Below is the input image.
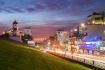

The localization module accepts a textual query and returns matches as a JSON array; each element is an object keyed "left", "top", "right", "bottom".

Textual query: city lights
[
  {"left": 80, "top": 23, "right": 85, "bottom": 27},
  {"left": 74, "top": 28, "right": 77, "bottom": 32},
  {"left": 0, "top": 0, "right": 105, "bottom": 70}
]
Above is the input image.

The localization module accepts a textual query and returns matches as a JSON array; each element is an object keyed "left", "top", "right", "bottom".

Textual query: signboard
[{"left": 81, "top": 41, "right": 102, "bottom": 50}]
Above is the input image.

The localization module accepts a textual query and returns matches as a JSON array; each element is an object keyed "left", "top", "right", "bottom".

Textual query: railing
[
  {"left": 66, "top": 54, "right": 105, "bottom": 69},
  {"left": 48, "top": 50, "right": 105, "bottom": 70}
]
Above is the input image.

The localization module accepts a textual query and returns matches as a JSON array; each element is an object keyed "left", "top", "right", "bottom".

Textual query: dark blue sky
[{"left": 0, "top": 0, "right": 105, "bottom": 26}]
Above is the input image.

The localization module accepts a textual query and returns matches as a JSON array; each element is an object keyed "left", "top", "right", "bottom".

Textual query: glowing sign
[
  {"left": 85, "top": 42, "right": 100, "bottom": 45},
  {"left": 81, "top": 41, "right": 102, "bottom": 49}
]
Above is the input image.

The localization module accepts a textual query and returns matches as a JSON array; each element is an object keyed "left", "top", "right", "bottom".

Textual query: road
[{"left": 45, "top": 49, "right": 105, "bottom": 69}]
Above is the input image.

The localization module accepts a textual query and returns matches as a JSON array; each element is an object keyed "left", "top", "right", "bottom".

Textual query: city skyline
[
  {"left": 0, "top": 1, "right": 105, "bottom": 70},
  {"left": 0, "top": 0, "right": 105, "bottom": 39}
]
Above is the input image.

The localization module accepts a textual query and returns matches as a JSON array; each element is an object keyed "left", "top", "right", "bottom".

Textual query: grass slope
[{"left": 0, "top": 39, "right": 91, "bottom": 70}]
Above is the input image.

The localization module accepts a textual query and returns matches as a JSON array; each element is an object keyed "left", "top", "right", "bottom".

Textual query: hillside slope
[{"left": 0, "top": 39, "right": 91, "bottom": 70}]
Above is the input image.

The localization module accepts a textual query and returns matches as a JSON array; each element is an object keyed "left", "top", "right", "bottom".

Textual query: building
[
  {"left": 85, "top": 9, "right": 105, "bottom": 42},
  {"left": 79, "top": 9, "right": 105, "bottom": 55},
  {"left": 55, "top": 29, "right": 69, "bottom": 52},
  {"left": 24, "top": 27, "right": 32, "bottom": 35},
  {"left": 87, "top": 9, "right": 105, "bottom": 25},
  {"left": 56, "top": 29, "right": 69, "bottom": 44},
  {"left": 1, "top": 20, "right": 35, "bottom": 44},
  {"left": 83, "top": 25, "right": 105, "bottom": 41},
  {"left": 79, "top": 24, "right": 105, "bottom": 55},
  {"left": 12, "top": 20, "right": 19, "bottom": 36}
]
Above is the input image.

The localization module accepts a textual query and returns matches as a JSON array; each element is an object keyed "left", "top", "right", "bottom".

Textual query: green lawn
[{"left": 0, "top": 39, "right": 91, "bottom": 70}]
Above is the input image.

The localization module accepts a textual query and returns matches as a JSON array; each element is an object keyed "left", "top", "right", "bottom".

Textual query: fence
[
  {"left": 49, "top": 50, "right": 105, "bottom": 70},
  {"left": 66, "top": 54, "right": 105, "bottom": 69}
]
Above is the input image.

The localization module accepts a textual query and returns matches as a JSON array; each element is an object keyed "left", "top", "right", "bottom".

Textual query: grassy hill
[{"left": 0, "top": 39, "right": 91, "bottom": 70}]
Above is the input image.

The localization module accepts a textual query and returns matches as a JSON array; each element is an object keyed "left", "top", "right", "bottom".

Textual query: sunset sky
[
  {"left": 0, "top": 0, "right": 105, "bottom": 37},
  {"left": 0, "top": 0, "right": 105, "bottom": 26}
]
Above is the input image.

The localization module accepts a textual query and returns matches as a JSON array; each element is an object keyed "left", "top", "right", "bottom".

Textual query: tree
[
  {"left": 1, "top": 32, "right": 9, "bottom": 38},
  {"left": 21, "top": 35, "right": 33, "bottom": 43}
]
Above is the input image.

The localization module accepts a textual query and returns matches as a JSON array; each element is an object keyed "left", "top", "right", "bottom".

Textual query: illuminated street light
[
  {"left": 2, "top": 32, "right": 5, "bottom": 35},
  {"left": 74, "top": 28, "right": 77, "bottom": 32},
  {"left": 104, "top": 30, "right": 105, "bottom": 33},
  {"left": 92, "top": 20, "right": 95, "bottom": 24},
  {"left": 80, "top": 23, "right": 85, "bottom": 27}
]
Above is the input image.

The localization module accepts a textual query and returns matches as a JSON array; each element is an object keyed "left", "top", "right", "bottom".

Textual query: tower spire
[{"left": 12, "top": 20, "right": 18, "bottom": 36}]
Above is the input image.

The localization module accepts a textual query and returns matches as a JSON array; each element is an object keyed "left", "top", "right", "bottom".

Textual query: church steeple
[
  {"left": 13, "top": 20, "right": 18, "bottom": 24},
  {"left": 12, "top": 20, "right": 18, "bottom": 36}
]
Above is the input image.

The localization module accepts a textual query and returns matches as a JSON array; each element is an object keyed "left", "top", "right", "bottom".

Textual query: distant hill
[{"left": 0, "top": 39, "right": 91, "bottom": 70}]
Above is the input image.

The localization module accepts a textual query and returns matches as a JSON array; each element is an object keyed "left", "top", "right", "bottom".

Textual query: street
[{"left": 46, "top": 48, "right": 105, "bottom": 69}]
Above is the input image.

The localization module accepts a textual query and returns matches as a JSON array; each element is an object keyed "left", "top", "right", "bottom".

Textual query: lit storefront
[{"left": 80, "top": 41, "right": 104, "bottom": 55}]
